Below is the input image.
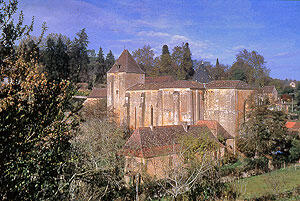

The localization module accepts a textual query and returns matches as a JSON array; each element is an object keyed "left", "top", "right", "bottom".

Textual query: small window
[
  {"left": 116, "top": 90, "right": 119, "bottom": 95},
  {"left": 118, "top": 64, "right": 121, "bottom": 69}
]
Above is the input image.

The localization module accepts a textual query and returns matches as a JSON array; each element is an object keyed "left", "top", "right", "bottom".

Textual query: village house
[{"left": 105, "top": 49, "right": 278, "bottom": 179}]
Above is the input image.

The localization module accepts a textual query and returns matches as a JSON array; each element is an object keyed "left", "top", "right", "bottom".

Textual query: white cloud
[{"left": 137, "top": 31, "right": 170, "bottom": 37}]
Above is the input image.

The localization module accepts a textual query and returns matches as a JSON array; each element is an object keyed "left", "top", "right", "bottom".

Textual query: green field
[{"left": 234, "top": 165, "right": 300, "bottom": 200}]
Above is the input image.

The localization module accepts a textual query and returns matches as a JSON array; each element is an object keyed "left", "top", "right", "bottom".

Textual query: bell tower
[{"left": 107, "top": 50, "right": 145, "bottom": 125}]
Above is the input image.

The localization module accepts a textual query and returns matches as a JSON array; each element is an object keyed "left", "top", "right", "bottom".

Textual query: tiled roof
[
  {"left": 122, "top": 124, "right": 223, "bottom": 158},
  {"left": 196, "top": 120, "right": 233, "bottom": 139},
  {"left": 262, "top": 86, "right": 276, "bottom": 94},
  {"left": 107, "top": 49, "right": 144, "bottom": 74},
  {"left": 206, "top": 80, "right": 254, "bottom": 89},
  {"left": 127, "top": 80, "right": 205, "bottom": 91},
  {"left": 88, "top": 88, "right": 107, "bottom": 98},
  {"left": 145, "top": 76, "right": 176, "bottom": 84},
  {"left": 286, "top": 122, "right": 300, "bottom": 130}
]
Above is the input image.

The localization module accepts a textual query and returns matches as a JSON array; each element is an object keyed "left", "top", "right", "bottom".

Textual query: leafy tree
[
  {"left": 237, "top": 99, "right": 294, "bottom": 164},
  {"left": 209, "top": 58, "right": 228, "bottom": 80},
  {"left": 0, "top": 1, "right": 78, "bottom": 200},
  {"left": 68, "top": 28, "right": 89, "bottom": 83},
  {"left": 0, "top": 0, "right": 33, "bottom": 74},
  {"left": 70, "top": 118, "right": 128, "bottom": 200},
  {"left": 42, "top": 35, "right": 70, "bottom": 81},
  {"left": 229, "top": 61, "right": 248, "bottom": 82},
  {"left": 105, "top": 50, "right": 115, "bottom": 73},
  {"left": 235, "top": 49, "right": 270, "bottom": 86},
  {"left": 171, "top": 43, "right": 194, "bottom": 80},
  {"left": 132, "top": 45, "right": 155, "bottom": 75}
]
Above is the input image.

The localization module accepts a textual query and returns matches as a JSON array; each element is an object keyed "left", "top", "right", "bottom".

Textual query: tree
[
  {"left": 0, "top": 1, "right": 78, "bottom": 200},
  {"left": 0, "top": 0, "right": 33, "bottom": 75},
  {"left": 209, "top": 58, "right": 228, "bottom": 80},
  {"left": 158, "top": 44, "right": 175, "bottom": 76},
  {"left": 105, "top": 50, "right": 115, "bottom": 73},
  {"left": 42, "top": 35, "right": 70, "bottom": 81},
  {"left": 171, "top": 43, "right": 194, "bottom": 80},
  {"left": 237, "top": 98, "right": 294, "bottom": 165},
  {"left": 132, "top": 45, "right": 155, "bottom": 76},
  {"left": 68, "top": 28, "right": 89, "bottom": 83},
  {"left": 70, "top": 118, "right": 128, "bottom": 200},
  {"left": 229, "top": 61, "right": 248, "bottom": 82},
  {"left": 234, "top": 49, "right": 270, "bottom": 87},
  {"left": 144, "top": 130, "right": 232, "bottom": 200}
]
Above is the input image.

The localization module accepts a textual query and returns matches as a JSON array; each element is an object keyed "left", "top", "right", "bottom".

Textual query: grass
[{"left": 234, "top": 165, "right": 300, "bottom": 200}]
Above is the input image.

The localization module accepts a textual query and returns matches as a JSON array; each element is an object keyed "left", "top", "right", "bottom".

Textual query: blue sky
[{"left": 18, "top": 0, "right": 300, "bottom": 80}]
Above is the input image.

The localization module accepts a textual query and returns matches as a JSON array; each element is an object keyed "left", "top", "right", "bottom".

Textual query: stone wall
[{"left": 126, "top": 89, "right": 205, "bottom": 129}]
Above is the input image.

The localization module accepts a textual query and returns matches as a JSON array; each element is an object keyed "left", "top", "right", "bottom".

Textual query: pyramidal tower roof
[{"left": 107, "top": 49, "right": 145, "bottom": 74}]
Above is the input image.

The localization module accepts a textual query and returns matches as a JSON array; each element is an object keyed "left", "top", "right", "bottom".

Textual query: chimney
[{"left": 182, "top": 122, "right": 188, "bottom": 132}]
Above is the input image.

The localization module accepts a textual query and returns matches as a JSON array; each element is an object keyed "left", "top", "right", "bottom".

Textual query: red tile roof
[
  {"left": 122, "top": 124, "right": 230, "bottom": 158},
  {"left": 127, "top": 80, "right": 205, "bottom": 91},
  {"left": 107, "top": 49, "right": 144, "bottom": 74},
  {"left": 196, "top": 120, "right": 233, "bottom": 139},
  {"left": 145, "top": 76, "right": 176, "bottom": 84},
  {"left": 88, "top": 88, "right": 107, "bottom": 98},
  {"left": 286, "top": 122, "right": 300, "bottom": 130},
  {"left": 206, "top": 80, "right": 254, "bottom": 89}
]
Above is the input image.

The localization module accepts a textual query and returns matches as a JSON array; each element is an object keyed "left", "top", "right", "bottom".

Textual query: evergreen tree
[
  {"left": 159, "top": 44, "right": 174, "bottom": 76},
  {"left": 182, "top": 42, "right": 194, "bottom": 79},
  {"left": 171, "top": 43, "right": 194, "bottom": 80},
  {"left": 68, "top": 28, "right": 89, "bottom": 83},
  {"left": 162, "top": 44, "right": 170, "bottom": 55},
  {"left": 95, "top": 47, "right": 106, "bottom": 84},
  {"left": 105, "top": 50, "right": 115, "bottom": 72},
  {"left": 42, "top": 35, "right": 70, "bottom": 81}
]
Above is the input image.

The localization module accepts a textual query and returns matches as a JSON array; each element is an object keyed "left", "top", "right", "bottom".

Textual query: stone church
[
  {"left": 107, "top": 49, "right": 256, "bottom": 138},
  {"left": 105, "top": 49, "right": 277, "bottom": 180}
]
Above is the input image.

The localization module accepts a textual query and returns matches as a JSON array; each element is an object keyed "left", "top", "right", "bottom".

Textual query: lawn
[{"left": 234, "top": 165, "right": 300, "bottom": 200}]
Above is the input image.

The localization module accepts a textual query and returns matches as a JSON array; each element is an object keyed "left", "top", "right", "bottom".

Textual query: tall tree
[
  {"left": 181, "top": 43, "right": 194, "bottom": 80},
  {"left": 95, "top": 47, "right": 106, "bottom": 84},
  {"left": 171, "top": 43, "right": 194, "bottom": 80},
  {"left": 105, "top": 50, "right": 115, "bottom": 73},
  {"left": 0, "top": 1, "right": 78, "bottom": 200},
  {"left": 237, "top": 99, "right": 294, "bottom": 164},
  {"left": 42, "top": 35, "right": 70, "bottom": 81},
  {"left": 158, "top": 44, "right": 174, "bottom": 76},
  {"left": 235, "top": 49, "right": 270, "bottom": 86},
  {"left": 68, "top": 28, "right": 89, "bottom": 83},
  {"left": 132, "top": 45, "right": 155, "bottom": 75}
]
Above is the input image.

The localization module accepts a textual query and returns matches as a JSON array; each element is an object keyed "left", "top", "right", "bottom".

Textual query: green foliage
[
  {"left": 68, "top": 28, "right": 89, "bottom": 83},
  {"left": 0, "top": 53, "right": 78, "bottom": 200},
  {"left": 0, "top": 0, "right": 33, "bottom": 74},
  {"left": 132, "top": 45, "right": 155, "bottom": 75},
  {"left": 171, "top": 43, "right": 194, "bottom": 80},
  {"left": 234, "top": 49, "right": 270, "bottom": 87},
  {"left": 105, "top": 50, "right": 115, "bottom": 73},
  {"left": 289, "top": 139, "right": 300, "bottom": 162},
  {"left": 42, "top": 35, "right": 70, "bottom": 81},
  {"left": 0, "top": 1, "right": 79, "bottom": 200},
  {"left": 238, "top": 99, "right": 293, "bottom": 164},
  {"left": 235, "top": 166, "right": 300, "bottom": 200}
]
